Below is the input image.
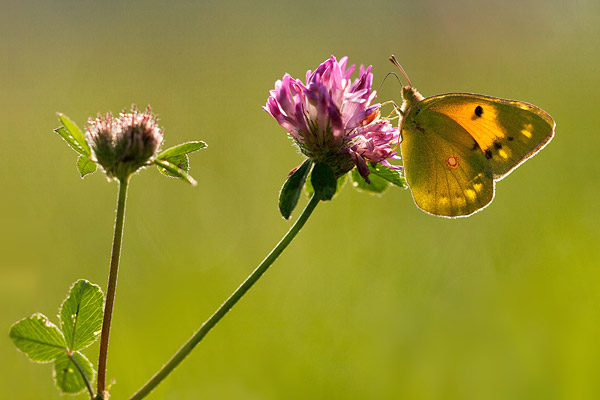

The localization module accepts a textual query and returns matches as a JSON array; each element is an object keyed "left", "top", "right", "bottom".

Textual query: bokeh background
[{"left": 2, "top": 0, "right": 599, "bottom": 399}]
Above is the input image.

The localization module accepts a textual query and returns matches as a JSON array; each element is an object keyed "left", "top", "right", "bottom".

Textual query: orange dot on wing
[{"left": 446, "top": 155, "right": 460, "bottom": 169}]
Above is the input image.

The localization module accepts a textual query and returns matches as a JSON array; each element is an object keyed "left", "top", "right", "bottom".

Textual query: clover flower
[
  {"left": 264, "top": 55, "right": 400, "bottom": 182},
  {"left": 86, "top": 106, "right": 164, "bottom": 180}
]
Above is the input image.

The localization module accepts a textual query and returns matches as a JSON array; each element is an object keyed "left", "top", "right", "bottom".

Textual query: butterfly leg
[
  {"left": 379, "top": 100, "right": 403, "bottom": 119},
  {"left": 376, "top": 100, "right": 403, "bottom": 149}
]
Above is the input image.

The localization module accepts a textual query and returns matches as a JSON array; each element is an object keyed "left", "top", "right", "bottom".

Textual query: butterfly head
[
  {"left": 399, "top": 86, "right": 423, "bottom": 116},
  {"left": 401, "top": 85, "right": 424, "bottom": 103},
  {"left": 389, "top": 55, "right": 425, "bottom": 113}
]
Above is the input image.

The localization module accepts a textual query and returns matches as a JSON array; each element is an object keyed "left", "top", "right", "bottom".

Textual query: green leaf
[
  {"left": 311, "top": 162, "right": 337, "bottom": 201},
  {"left": 59, "top": 280, "right": 104, "bottom": 351},
  {"left": 77, "top": 156, "right": 97, "bottom": 178},
  {"left": 54, "top": 351, "right": 95, "bottom": 394},
  {"left": 9, "top": 314, "right": 66, "bottom": 362},
  {"left": 154, "top": 159, "right": 198, "bottom": 186},
  {"left": 158, "top": 154, "right": 189, "bottom": 177},
  {"left": 279, "top": 159, "right": 312, "bottom": 219},
  {"left": 368, "top": 163, "right": 407, "bottom": 188},
  {"left": 336, "top": 173, "right": 349, "bottom": 193},
  {"left": 305, "top": 171, "right": 347, "bottom": 198},
  {"left": 304, "top": 173, "right": 314, "bottom": 196},
  {"left": 55, "top": 113, "right": 91, "bottom": 156},
  {"left": 351, "top": 168, "right": 390, "bottom": 194},
  {"left": 157, "top": 141, "right": 207, "bottom": 178},
  {"left": 157, "top": 141, "right": 207, "bottom": 159}
]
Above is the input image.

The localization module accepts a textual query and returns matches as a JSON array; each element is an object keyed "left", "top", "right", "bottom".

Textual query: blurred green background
[{"left": 2, "top": 0, "right": 599, "bottom": 399}]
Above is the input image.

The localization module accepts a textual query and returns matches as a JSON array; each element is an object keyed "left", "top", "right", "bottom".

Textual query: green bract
[
  {"left": 279, "top": 160, "right": 312, "bottom": 220},
  {"left": 311, "top": 162, "right": 337, "bottom": 201},
  {"left": 55, "top": 113, "right": 92, "bottom": 157},
  {"left": 155, "top": 141, "right": 207, "bottom": 186}
]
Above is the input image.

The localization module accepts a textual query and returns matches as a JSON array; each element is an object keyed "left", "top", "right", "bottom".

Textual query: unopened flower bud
[{"left": 86, "top": 106, "right": 164, "bottom": 181}]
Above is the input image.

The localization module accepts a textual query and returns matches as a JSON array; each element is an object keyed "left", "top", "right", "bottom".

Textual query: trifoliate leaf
[
  {"left": 279, "top": 159, "right": 312, "bottom": 219},
  {"left": 59, "top": 280, "right": 104, "bottom": 351},
  {"left": 311, "top": 162, "right": 337, "bottom": 201},
  {"left": 53, "top": 351, "right": 95, "bottom": 394},
  {"left": 9, "top": 314, "right": 66, "bottom": 362},
  {"left": 77, "top": 156, "right": 97, "bottom": 178},
  {"left": 55, "top": 113, "right": 91, "bottom": 156}
]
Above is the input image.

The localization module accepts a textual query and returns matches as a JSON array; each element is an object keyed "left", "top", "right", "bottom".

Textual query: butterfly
[{"left": 389, "top": 56, "right": 555, "bottom": 218}]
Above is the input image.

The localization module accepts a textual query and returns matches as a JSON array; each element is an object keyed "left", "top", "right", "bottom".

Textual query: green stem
[
  {"left": 97, "top": 177, "right": 130, "bottom": 399},
  {"left": 129, "top": 194, "right": 321, "bottom": 400}
]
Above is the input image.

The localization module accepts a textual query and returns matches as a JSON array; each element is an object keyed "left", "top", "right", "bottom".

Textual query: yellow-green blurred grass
[{"left": 2, "top": 0, "right": 600, "bottom": 399}]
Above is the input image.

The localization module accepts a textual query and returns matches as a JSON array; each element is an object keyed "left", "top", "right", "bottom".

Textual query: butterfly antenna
[
  {"left": 389, "top": 55, "right": 412, "bottom": 88},
  {"left": 376, "top": 71, "right": 403, "bottom": 93}
]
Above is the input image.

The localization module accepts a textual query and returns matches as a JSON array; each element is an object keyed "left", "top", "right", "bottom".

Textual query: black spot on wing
[
  {"left": 484, "top": 149, "right": 492, "bottom": 159},
  {"left": 474, "top": 105, "right": 483, "bottom": 117},
  {"left": 493, "top": 141, "right": 502, "bottom": 149}
]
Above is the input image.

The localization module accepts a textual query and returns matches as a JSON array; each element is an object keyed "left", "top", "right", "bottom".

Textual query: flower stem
[
  {"left": 129, "top": 194, "right": 321, "bottom": 400},
  {"left": 97, "top": 177, "right": 130, "bottom": 399}
]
